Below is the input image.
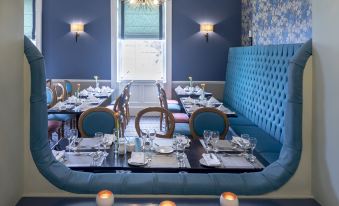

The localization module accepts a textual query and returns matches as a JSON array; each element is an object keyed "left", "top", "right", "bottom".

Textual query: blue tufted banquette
[
  {"left": 25, "top": 35, "right": 312, "bottom": 195},
  {"left": 224, "top": 43, "right": 309, "bottom": 164}
]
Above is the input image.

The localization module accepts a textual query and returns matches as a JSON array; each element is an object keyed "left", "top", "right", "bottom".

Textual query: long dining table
[{"left": 52, "top": 128, "right": 267, "bottom": 174}]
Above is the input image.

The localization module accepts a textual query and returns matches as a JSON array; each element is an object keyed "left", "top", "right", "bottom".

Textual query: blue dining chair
[
  {"left": 64, "top": 80, "right": 73, "bottom": 98},
  {"left": 46, "top": 87, "right": 56, "bottom": 109},
  {"left": 189, "top": 107, "right": 230, "bottom": 139},
  {"left": 47, "top": 86, "right": 74, "bottom": 137},
  {"left": 78, "top": 107, "right": 117, "bottom": 137}
]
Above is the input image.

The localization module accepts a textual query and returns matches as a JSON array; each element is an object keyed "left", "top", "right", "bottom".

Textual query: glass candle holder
[
  {"left": 159, "top": 200, "right": 176, "bottom": 206},
  {"left": 220, "top": 192, "right": 239, "bottom": 206},
  {"left": 96, "top": 190, "right": 114, "bottom": 206}
]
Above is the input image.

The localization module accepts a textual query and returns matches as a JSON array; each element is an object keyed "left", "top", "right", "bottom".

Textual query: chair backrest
[
  {"left": 64, "top": 80, "right": 73, "bottom": 97},
  {"left": 78, "top": 107, "right": 117, "bottom": 137},
  {"left": 54, "top": 83, "right": 66, "bottom": 102},
  {"left": 189, "top": 107, "right": 230, "bottom": 139},
  {"left": 46, "top": 87, "right": 57, "bottom": 109},
  {"left": 159, "top": 88, "right": 169, "bottom": 110},
  {"left": 135, "top": 107, "right": 175, "bottom": 138}
]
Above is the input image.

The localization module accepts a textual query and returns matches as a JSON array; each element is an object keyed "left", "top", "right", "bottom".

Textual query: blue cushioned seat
[
  {"left": 168, "top": 103, "right": 181, "bottom": 113},
  {"left": 174, "top": 123, "right": 191, "bottom": 136},
  {"left": 228, "top": 113, "right": 256, "bottom": 126}
]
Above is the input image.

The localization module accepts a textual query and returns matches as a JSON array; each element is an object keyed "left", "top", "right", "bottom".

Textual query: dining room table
[{"left": 51, "top": 127, "right": 267, "bottom": 174}]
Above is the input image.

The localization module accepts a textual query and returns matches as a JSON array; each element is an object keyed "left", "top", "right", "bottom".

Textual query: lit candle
[
  {"left": 159, "top": 200, "right": 176, "bottom": 206},
  {"left": 220, "top": 192, "right": 239, "bottom": 206},
  {"left": 96, "top": 190, "right": 114, "bottom": 206}
]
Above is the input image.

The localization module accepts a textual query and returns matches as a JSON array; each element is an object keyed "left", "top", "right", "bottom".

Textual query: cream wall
[
  {"left": 0, "top": 0, "right": 24, "bottom": 205},
  {"left": 312, "top": 1, "right": 339, "bottom": 206}
]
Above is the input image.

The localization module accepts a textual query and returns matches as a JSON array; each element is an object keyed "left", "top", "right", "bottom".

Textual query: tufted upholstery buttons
[{"left": 224, "top": 44, "right": 303, "bottom": 143}]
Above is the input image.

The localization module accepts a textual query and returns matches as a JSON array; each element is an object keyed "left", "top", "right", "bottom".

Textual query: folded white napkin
[
  {"left": 217, "top": 105, "right": 235, "bottom": 115},
  {"left": 195, "top": 89, "right": 203, "bottom": 95},
  {"left": 208, "top": 97, "right": 220, "bottom": 104},
  {"left": 80, "top": 90, "right": 88, "bottom": 96},
  {"left": 87, "top": 86, "right": 95, "bottom": 92},
  {"left": 232, "top": 136, "right": 250, "bottom": 147},
  {"left": 202, "top": 153, "right": 221, "bottom": 166},
  {"left": 130, "top": 152, "right": 145, "bottom": 164},
  {"left": 104, "top": 134, "right": 114, "bottom": 145},
  {"left": 52, "top": 150, "right": 65, "bottom": 161},
  {"left": 95, "top": 87, "right": 101, "bottom": 93},
  {"left": 175, "top": 86, "right": 185, "bottom": 95},
  {"left": 154, "top": 138, "right": 173, "bottom": 147}
]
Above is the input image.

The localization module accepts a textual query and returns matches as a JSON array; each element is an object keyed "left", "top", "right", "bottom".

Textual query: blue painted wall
[
  {"left": 241, "top": 0, "right": 312, "bottom": 45},
  {"left": 43, "top": 0, "right": 241, "bottom": 81},
  {"left": 172, "top": 0, "right": 241, "bottom": 81},
  {"left": 43, "top": 0, "right": 111, "bottom": 80}
]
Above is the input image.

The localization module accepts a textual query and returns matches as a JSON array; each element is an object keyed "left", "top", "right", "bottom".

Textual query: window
[
  {"left": 24, "top": 0, "right": 35, "bottom": 40},
  {"left": 117, "top": 3, "right": 166, "bottom": 82}
]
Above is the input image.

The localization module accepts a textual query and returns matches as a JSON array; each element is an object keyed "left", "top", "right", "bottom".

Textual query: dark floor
[{"left": 17, "top": 197, "right": 321, "bottom": 206}]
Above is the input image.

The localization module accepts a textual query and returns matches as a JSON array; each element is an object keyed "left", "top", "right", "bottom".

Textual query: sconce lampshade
[
  {"left": 200, "top": 23, "right": 214, "bottom": 33},
  {"left": 70, "top": 23, "right": 84, "bottom": 33}
]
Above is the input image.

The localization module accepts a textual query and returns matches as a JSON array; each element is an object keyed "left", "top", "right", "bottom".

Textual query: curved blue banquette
[{"left": 25, "top": 35, "right": 312, "bottom": 195}]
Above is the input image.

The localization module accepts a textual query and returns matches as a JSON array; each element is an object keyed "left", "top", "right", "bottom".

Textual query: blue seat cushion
[
  {"left": 174, "top": 123, "right": 191, "bottom": 136},
  {"left": 231, "top": 125, "right": 282, "bottom": 154},
  {"left": 168, "top": 103, "right": 181, "bottom": 113},
  {"left": 259, "top": 152, "right": 280, "bottom": 164},
  {"left": 48, "top": 114, "right": 72, "bottom": 122},
  {"left": 228, "top": 113, "right": 257, "bottom": 127}
]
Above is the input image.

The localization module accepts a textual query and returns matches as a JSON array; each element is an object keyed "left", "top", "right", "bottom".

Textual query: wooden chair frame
[
  {"left": 135, "top": 107, "right": 175, "bottom": 139},
  {"left": 78, "top": 107, "right": 117, "bottom": 138},
  {"left": 54, "top": 83, "right": 66, "bottom": 102},
  {"left": 189, "top": 107, "right": 230, "bottom": 139}
]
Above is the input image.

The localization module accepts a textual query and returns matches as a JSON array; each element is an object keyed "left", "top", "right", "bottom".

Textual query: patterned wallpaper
[{"left": 242, "top": 0, "right": 312, "bottom": 45}]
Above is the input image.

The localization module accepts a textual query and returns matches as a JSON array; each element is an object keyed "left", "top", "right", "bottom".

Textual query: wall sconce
[
  {"left": 70, "top": 23, "right": 84, "bottom": 43},
  {"left": 200, "top": 23, "right": 214, "bottom": 42}
]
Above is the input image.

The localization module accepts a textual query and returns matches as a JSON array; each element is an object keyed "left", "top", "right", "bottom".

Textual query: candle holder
[
  {"left": 220, "top": 192, "right": 239, "bottom": 206},
  {"left": 159, "top": 200, "right": 176, "bottom": 206},
  {"left": 96, "top": 190, "right": 114, "bottom": 206}
]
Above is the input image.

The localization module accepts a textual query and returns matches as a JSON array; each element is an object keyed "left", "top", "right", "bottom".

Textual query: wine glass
[
  {"left": 211, "top": 131, "right": 220, "bottom": 155},
  {"left": 150, "top": 129, "right": 157, "bottom": 151},
  {"left": 203, "top": 130, "right": 212, "bottom": 153},
  {"left": 240, "top": 134, "right": 250, "bottom": 157},
  {"left": 248, "top": 137, "right": 257, "bottom": 162},
  {"left": 70, "top": 129, "right": 78, "bottom": 147},
  {"left": 95, "top": 132, "right": 104, "bottom": 156}
]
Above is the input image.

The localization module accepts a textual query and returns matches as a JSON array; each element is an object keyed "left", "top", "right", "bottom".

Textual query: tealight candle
[
  {"left": 159, "top": 200, "right": 176, "bottom": 206},
  {"left": 220, "top": 192, "right": 239, "bottom": 206},
  {"left": 96, "top": 190, "right": 114, "bottom": 206}
]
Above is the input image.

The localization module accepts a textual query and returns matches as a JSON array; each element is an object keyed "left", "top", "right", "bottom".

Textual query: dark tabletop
[
  {"left": 53, "top": 128, "right": 268, "bottom": 174},
  {"left": 17, "top": 197, "right": 321, "bottom": 206}
]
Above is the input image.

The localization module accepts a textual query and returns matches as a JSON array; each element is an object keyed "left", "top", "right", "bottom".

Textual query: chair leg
[{"left": 160, "top": 112, "right": 163, "bottom": 131}]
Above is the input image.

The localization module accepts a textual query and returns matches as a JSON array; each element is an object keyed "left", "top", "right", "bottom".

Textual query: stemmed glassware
[
  {"left": 247, "top": 137, "right": 257, "bottom": 163},
  {"left": 239, "top": 134, "right": 250, "bottom": 157},
  {"left": 203, "top": 130, "right": 212, "bottom": 153},
  {"left": 95, "top": 132, "right": 104, "bottom": 156},
  {"left": 150, "top": 129, "right": 157, "bottom": 151},
  {"left": 143, "top": 130, "right": 152, "bottom": 162},
  {"left": 211, "top": 131, "right": 220, "bottom": 155}
]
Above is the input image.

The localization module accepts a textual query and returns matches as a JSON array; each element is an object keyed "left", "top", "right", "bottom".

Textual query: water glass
[
  {"left": 211, "top": 131, "right": 220, "bottom": 154},
  {"left": 113, "top": 129, "right": 119, "bottom": 154},
  {"left": 177, "top": 143, "right": 186, "bottom": 168},
  {"left": 203, "top": 130, "right": 212, "bottom": 152},
  {"left": 240, "top": 134, "right": 250, "bottom": 157},
  {"left": 95, "top": 132, "right": 104, "bottom": 155},
  {"left": 150, "top": 130, "right": 157, "bottom": 151},
  {"left": 248, "top": 137, "right": 257, "bottom": 162}
]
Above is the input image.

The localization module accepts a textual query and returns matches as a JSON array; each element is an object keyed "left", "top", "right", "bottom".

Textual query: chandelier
[{"left": 122, "top": 0, "right": 166, "bottom": 7}]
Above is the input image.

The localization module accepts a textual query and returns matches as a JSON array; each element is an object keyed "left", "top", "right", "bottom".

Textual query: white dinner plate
[
  {"left": 127, "top": 158, "right": 148, "bottom": 166},
  {"left": 199, "top": 158, "right": 221, "bottom": 168},
  {"left": 155, "top": 146, "right": 174, "bottom": 154}
]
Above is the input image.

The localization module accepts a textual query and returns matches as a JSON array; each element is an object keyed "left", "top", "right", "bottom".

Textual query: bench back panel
[{"left": 224, "top": 44, "right": 302, "bottom": 143}]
